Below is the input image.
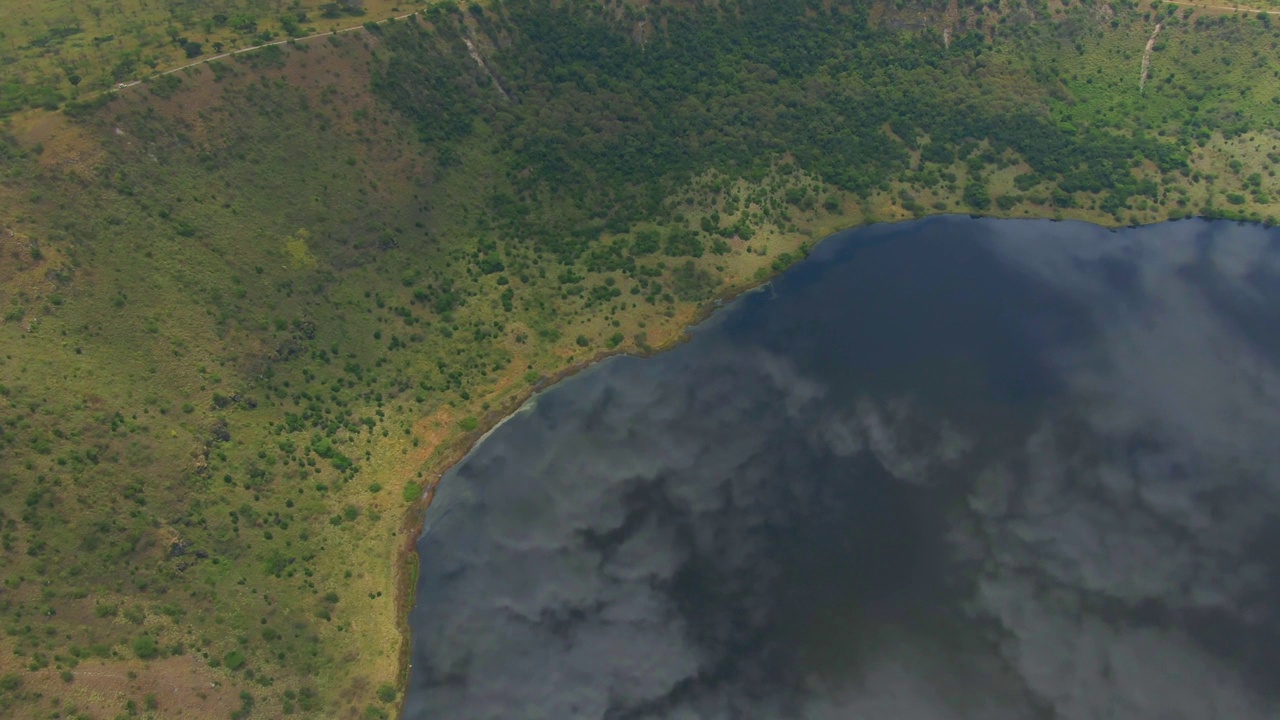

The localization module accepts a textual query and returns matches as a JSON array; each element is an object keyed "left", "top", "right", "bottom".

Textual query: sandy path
[
  {"left": 1140, "top": 22, "right": 1163, "bottom": 90},
  {"left": 101, "top": 11, "right": 421, "bottom": 96}
]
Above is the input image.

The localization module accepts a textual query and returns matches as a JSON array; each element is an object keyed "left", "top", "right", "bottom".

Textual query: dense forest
[{"left": 371, "top": 0, "right": 1275, "bottom": 250}]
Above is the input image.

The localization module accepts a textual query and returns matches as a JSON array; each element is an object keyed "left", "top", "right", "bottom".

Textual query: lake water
[{"left": 402, "top": 217, "right": 1280, "bottom": 719}]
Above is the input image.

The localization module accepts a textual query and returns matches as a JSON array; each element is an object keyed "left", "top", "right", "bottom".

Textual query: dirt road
[{"left": 105, "top": 10, "right": 420, "bottom": 95}]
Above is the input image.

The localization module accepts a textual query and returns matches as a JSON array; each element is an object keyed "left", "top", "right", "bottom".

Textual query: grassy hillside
[
  {"left": 0, "top": 0, "right": 422, "bottom": 114},
  {"left": 1, "top": 0, "right": 1279, "bottom": 718}
]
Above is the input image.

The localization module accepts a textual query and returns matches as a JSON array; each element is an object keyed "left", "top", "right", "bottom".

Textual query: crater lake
[{"left": 403, "top": 217, "right": 1280, "bottom": 720}]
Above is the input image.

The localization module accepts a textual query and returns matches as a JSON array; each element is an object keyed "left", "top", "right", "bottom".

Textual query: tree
[
  {"left": 963, "top": 182, "right": 991, "bottom": 210},
  {"left": 632, "top": 229, "right": 660, "bottom": 255},
  {"left": 230, "top": 14, "right": 257, "bottom": 33},
  {"left": 663, "top": 228, "right": 704, "bottom": 257}
]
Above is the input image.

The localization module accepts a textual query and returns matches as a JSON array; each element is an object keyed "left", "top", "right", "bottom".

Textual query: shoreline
[
  {"left": 386, "top": 210, "right": 1256, "bottom": 715},
  {"left": 387, "top": 260, "right": 799, "bottom": 715}
]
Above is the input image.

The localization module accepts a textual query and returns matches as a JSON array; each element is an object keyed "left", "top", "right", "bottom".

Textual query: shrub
[
  {"left": 224, "top": 650, "right": 246, "bottom": 671},
  {"left": 402, "top": 482, "right": 422, "bottom": 503},
  {"left": 133, "top": 635, "right": 158, "bottom": 660}
]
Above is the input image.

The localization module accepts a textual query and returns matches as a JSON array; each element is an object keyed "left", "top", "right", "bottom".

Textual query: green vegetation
[
  {"left": 1, "top": 0, "right": 1279, "bottom": 718},
  {"left": 131, "top": 635, "right": 158, "bottom": 660},
  {"left": 0, "top": 0, "right": 413, "bottom": 115}
]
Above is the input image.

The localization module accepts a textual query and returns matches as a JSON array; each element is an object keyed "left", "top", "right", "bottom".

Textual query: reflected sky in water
[{"left": 404, "top": 218, "right": 1280, "bottom": 719}]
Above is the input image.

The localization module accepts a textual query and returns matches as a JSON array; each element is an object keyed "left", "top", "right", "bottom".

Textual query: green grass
[{"left": 1034, "top": 7, "right": 1280, "bottom": 135}]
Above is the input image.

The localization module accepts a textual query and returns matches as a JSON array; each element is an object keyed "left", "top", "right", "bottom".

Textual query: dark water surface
[{"left": 403, "top": 217, "right": 1280, "bottom": 719}]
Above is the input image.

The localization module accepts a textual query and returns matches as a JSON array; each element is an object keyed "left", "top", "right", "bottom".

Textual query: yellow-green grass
[
  {"left": 0, "top": 0, "right": 427, "bottom": 114},
  {"left": 0, "top": 33, "right": 821, "bottom": 720}
]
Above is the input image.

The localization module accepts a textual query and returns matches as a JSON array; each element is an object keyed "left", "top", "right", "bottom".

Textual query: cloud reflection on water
[{"left": 404, "top": 218, "right": 1280, "bottom": 720}]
